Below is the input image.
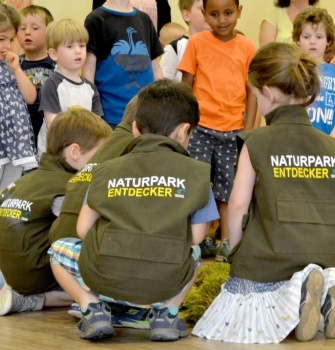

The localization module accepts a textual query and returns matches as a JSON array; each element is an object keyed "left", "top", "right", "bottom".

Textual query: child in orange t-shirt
[{"left": 179, "top": 0, "right": 257, "bottom": 261}]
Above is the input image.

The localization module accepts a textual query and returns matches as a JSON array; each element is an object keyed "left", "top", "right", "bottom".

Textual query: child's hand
[{"left": 3, "top": 51, "right": 20, "bottom": 71}]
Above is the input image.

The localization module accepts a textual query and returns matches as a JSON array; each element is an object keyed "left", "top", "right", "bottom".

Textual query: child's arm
[
  {"left": 330, "top": 126, "right": 335, "bottom": 138},
  {"left": 244, "top": 85, "right": 258, "bottom": 130},
  {"left": 44, "top": 111, "right": 58, "bottom": 129},
  {"left": 82, "top": 52, "right": 97, "bottom": 83},
  {"left": 181, "top": 72, "right": 195, "bottom": 89},
  {"left": 228, "top": 144, "right": 255, "bottom": 251},
  {"left": 259, "top": 20, "right": 277, "bottom": 47},
  {"left": 4, "top": 51, "right": 37, "bottom": 104},
  {"left": 77, "top": 203, "right": 101, "bottom": 240},
  {"left": 152, "top": 58, "right": 164, "bottom": 80}
]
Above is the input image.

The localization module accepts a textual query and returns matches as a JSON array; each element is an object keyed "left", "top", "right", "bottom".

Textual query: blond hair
[
  {"left": 46, "top": 18, "right": 88, "bottom": 50},
  {"left": 47, "top": 107, "right": 111, "bottom": 156}
]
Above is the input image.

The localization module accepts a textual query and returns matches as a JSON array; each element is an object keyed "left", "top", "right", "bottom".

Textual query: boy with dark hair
[
  {"left": 48, "top": 79, "right": 219, "bottom": 342},
  {"left": 0, "top": 107, "right": 111, "bottom": 316},
  {"left": 17, "top": 5, "right": 55, "bottom": 147}
]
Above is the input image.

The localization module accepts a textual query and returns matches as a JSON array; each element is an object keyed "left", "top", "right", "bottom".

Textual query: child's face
[
  {"left": 185, "top": 0, "right": 210, "bottom": 34},
  {"left": 49, "top": 41, "right": 87, "bottom": 74},
  {"left": 202, "top": 0, "right": 241, "bottom": 42},
  {"left": 0, "top": 26, "right": 16, "bottom": 61},
  {"left": 298, "top": 22, "right": 328, "bottom": 63},
  {"left": 17, "top": 15, "right": 47, "bottom": 55}
]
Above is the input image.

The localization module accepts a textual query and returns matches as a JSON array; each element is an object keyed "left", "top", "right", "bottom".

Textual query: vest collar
[
  {"left": 39, "top": 153, "right": 78, "bottom": 173},
  {"left": 127, "top": 134, "right": 190, "bottom": 157},
  {"left": 265, "top": 104, "right": 312, "bottom": 126}
]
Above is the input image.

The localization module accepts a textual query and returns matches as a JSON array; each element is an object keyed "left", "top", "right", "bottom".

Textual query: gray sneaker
[
  {"left": 295, "top": 269, "right": 323, "bottom": 342},
  {"left": 0, "top": 283, "right": 45, "bottom": 315},
  {"left": 321, "top": 285, "right": 335, "bottom": 338},
  {"left": 149, "top": 307, "right": 188, "bottom": 341},
  {"left": 78, "top": 301, "right": 114, "bottom": 340}
]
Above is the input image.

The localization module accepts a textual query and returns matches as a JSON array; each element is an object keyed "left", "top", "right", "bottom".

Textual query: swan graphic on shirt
[{"left": 111, "top": 27, "right": 150, "bottom": 89}]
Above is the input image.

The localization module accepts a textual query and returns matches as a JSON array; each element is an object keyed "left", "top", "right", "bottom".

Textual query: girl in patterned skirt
[
  {"left": 0, "top": 1, "right": 37, "bottom": 189},
  {"left": 193, "top": 42, "right": 335, "bottom": 344}
]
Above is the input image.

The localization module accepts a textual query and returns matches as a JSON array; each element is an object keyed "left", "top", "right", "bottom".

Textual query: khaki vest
[
  {"left": 79, "top": 135, "right": 210, "bottom": 304},
  {"left": 0, "top": 154, "right": 76, "bottom": 294},
  {"left": 49, "top": 123, "right": 133, "bottom": 242},
  {"left": 229, "top": 105, "right": 335, "bottom": 282}
]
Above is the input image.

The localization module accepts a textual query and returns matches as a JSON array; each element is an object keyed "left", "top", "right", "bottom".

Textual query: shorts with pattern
[
  {"left": 48, "top": 237, "right": 201, "bottom": 307},
  {"left": 188, "top": 125, "right": 241, "bottom": 202}
]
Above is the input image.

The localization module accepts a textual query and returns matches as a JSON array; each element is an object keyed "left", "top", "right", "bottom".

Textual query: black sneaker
[
  {"left": 295, "top": 269, "right": 323, "bottom": 342},
  {"left": 149, "top": 307, "right": 188, "bottom": 341},
  {"left": 78, "top": 301, "right": 114, "bottom": 340},
  {"left": 199, "top": 235, "right": 216, "bottom": 258},
  {"left": 321, "top": 285, "right": 335, "bottom": 338}
]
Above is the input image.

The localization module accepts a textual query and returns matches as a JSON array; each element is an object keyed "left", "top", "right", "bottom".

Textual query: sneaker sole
[
  {"left": 79, "top": 321, "right": 114, "bottom": 340},
  {"left": 0, "top": 284, "right": 13, "bottom": 316},
  {"left": 295, "top": 269, "right": 324, "bottom": 342},
  {"left": 325, "top": 287, "right": 335, "bottom": 338},
  {"left": 150, "top": 328, "right": 188, "bottom": 341},
  {"left": 112, "top": 319, "right": 149, "bottom": 329}
]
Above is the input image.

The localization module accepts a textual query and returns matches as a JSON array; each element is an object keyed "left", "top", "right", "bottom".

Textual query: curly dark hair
[{"left": 275, "top": 0, "right": 319, "bottom": 7}]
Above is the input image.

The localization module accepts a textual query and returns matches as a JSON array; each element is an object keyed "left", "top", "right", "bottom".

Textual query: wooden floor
[{"left": 1, "top": 307, "right": 335, "bottom": 350}]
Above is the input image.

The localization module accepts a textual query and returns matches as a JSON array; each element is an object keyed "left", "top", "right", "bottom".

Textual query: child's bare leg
[
  {"left": 44, "top": 290, "right": 73, "bottom": 307},
  {"left": 218, "top": 201, "right": 228, "bottom": 240},
  {"left": 51, "top": 263, "right": 99, "bottom": 309}
]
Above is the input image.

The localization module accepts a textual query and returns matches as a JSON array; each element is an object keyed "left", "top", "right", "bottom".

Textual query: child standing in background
[
  {"left": 38, "top": 18, "right": 103, "bottom": 156},
  {"left": 17, "top": 5, "right": 55, "bottom": 148},
  {"left": 160, "top": 0, "right": 209, "bottom": 82},
  {"left": 292, "top": 7, "right": 335, "bottom": 137},
  {"left": 83, "top": 0, "right": 164, "bottom": 128},
  {"left": 0, "top": 1, "right": 37, "bottom": 189},
  {"left": 179, "top": 0, "right": 257, "bottom": 260},
  {"left": 159, "top": 22, "right": 186, "bottom": 48}
]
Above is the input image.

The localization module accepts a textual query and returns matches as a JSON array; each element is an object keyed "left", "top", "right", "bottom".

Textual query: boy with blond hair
[
  {"left": 159, "top": 22, "right": 186, "bottom": 48},
  {"left": 0, "top": 107, "right": 111, "bottom": 316},
  {"left": 38, "top": 18, "right": 103, "bottom": 156},
  {"left": 17, "top": 5, "right": 55, "bottom": 147},
  {"left": 160, "top": 0, "right": 209, "bottom": 82}
]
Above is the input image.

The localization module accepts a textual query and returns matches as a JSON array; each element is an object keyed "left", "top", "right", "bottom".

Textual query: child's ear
[
  {"left": 174, "top": 123, "right": 191, "bottom": 145},
  {"left": 182, "top": 9, "right": 190, "bottom": 23},
  {"left": 132, "top": 121, "right": 141, "bottom": 137},
  {"left": 66, "top": 143, "right": 81, "bottom": 161},
  {"left": 48, "top": 48, "right": 58, "bottom": 62}
]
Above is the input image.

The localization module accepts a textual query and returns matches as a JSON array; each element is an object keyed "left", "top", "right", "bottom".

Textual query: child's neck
[
  {"left": 102, "top": 0, "right": 133, "bottom": 12},
  {"left": 56, "top": 66, "right": 82, "bottom": 83},
  {"left": 24, "top": 50, "right": 48, "bottom": 62}
]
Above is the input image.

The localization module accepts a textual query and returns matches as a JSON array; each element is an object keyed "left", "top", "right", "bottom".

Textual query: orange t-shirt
[{"left": 178, "top": 31, "right": 255, "bottom": 131}]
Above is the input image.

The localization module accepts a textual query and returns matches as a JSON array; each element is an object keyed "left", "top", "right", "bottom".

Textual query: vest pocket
[
  {"left": 0, "top": 228, "right": 24, "bottom": 252},
  {"left": 99, "top": 230, "right": 185, "bottom": 264},
  {"left": 277, "top": 197, "right": 335, "bottom": 225},
  {"left": 275, "top": 197, "right": 335, "bottom": 253}
]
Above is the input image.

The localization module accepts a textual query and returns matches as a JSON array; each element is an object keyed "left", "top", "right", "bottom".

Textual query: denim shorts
[{"left": 188, "top": 125, "right": 241, "bottom": 202}]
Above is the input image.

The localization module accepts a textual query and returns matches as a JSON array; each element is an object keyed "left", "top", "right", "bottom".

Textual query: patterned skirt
[{"left": 192, "top": 264, "right": 335, "bottom": 343}]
